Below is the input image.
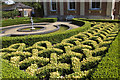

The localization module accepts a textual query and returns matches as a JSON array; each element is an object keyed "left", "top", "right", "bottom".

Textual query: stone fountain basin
[{"left": 17, "top": 26, "right": 46, "bottom": 32}]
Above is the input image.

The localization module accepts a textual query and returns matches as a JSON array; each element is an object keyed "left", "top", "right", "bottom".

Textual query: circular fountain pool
[{"left": 17, "top": 26, "right": 45, "bottom": 32}]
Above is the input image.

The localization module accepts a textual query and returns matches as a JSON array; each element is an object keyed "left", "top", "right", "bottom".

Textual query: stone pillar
[
  {"left": 43, "top": 1, "right": 47, "bottom": 16},
  {"left": 80, "top": 0, "right": 85, "bottom": 15},
  {"left": 60, "top": 1, "right": 64, "bottom": 15},
  {"left": 106, "top": 2, "right": 112, "bottom": 17}
]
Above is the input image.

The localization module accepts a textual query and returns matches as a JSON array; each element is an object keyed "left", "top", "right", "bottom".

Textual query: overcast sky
[{"left": 4, "top": 0, "right": 15, "bottom": 5}]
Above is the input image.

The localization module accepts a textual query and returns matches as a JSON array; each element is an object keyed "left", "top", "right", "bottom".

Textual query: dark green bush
[
  {"left": 2, "top": 9, "right": 19, "bottom": 18},
  {"left": 72, "top": 18, "right": 85, "bottom": 26},
  {"left": 2, "top": 17, "right": 30, "bottom": 27}
]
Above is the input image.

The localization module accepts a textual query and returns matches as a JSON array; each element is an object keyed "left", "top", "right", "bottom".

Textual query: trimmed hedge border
[
  {"left": 78, "top": 18, "right": 120, "bottom": 23},
  {"left": 2, "top": 19, "right": 91, "bottom": 48},
  {"left": 57, "top": 24, "right": 73, "bottom": 30},
  {"left": 1, "top": 59, "right": 37, "bottom": 78},
  {"left": 91, "top": 32, "right": 119, "bottom": 78},
  {"left": 2, "top": 17, "right": 57, "bottom": 27}
]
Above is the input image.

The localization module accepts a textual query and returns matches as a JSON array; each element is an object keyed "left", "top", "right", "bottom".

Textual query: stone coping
[{"left": 17, "top": 26, "right": 46, "bottom": 32}]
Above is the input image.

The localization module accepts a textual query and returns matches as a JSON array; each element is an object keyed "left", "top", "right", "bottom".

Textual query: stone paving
[{"left": 0, "top": 21, "right": 80, "bottom": 37}]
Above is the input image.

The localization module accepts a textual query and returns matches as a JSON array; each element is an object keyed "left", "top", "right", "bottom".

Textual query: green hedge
[
  {"left": 33, "top": 17, "right": 57, "bottom": 23},
  {"left": 1, "top": 22, "right": 119, "bottom": 79},
  {"left": 1, "top": 59, "right": 37, "bottom": 78},
  {"left": 2, "top": 19, "right": 91, "bottom": 48},
  {"left": 78, "top": 18, "right": 120, "bottom": 23},
  {"left": 91, "top": 32, "right": 120, "bottom": 78},
  {"left": 2, "top": 10, "right": 20, "bottom": 18},
  {"left": 72, "top": 18, "right": 85, "bottom": 26},
  {"left": 2, "top": 17, "right": 57, "bottom": 27}
]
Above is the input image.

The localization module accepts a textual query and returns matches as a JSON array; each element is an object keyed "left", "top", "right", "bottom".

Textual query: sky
[{"left": 4, "top": 0, "right": 15, "bottom": 5}]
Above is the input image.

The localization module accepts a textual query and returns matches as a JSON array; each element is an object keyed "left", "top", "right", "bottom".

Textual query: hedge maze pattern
[{"left": 1, "top": 23, "right": 119, "bottom": 78}]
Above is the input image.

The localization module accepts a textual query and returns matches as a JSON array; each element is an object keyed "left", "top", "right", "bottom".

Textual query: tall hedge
[
  {"left": 1, "top": 59, "right": 37, "bottom": 78},
  {"left": 78, "top": 18, "right": 120, "bottom": 23},
  {"left": 2, "top": 17, "right": 57, "bottom": 27},
  {"left": 2, "top": 19, "right": 91, "bottom": 48},
  {"left": 2, "top": 10, "right": 19, "bottom": 18},
  {"left": 91, "top": 32, "right": 120, "bottom": 78}
]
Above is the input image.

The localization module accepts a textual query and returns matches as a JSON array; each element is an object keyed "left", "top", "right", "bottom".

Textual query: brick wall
[
  {"left": 114, "top": 1, "right": 120, "bottom": 18},
  {"left": 45, "top": 1, "right": 120, "bottom": 19},
  {"left": 85, "top": 2, "right": 107, "bottom": 16},
  {"left": 47, "top": 2, "right": 60, "bottom": 16},
  {"left": 63, "top": 2, "right": 80, "bottom": 15}
]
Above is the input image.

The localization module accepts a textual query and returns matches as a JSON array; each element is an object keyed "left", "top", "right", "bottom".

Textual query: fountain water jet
[{"left": 31, "top": 17, "right": 35, "bottom": 29}]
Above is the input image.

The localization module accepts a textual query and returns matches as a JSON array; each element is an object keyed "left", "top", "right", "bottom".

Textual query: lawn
[
  {"left": 51, "top": 25, "right": 69, "bottom": 33},
  {"left": 20, "top": 27, "right": 43, "bottom": 31}
]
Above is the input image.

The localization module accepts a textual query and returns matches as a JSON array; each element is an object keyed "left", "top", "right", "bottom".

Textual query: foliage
[
  {"left": 2, "top": 19, "right": 91, "bottom": 48},
  {"left": 2, "top": 17, "right": 57, "bottom": 27},
  {"left": 22, "top": 2, "right": 43, "bottom": 17},
  {"left": 1, "top": 59, "right": 37, "bottom": 78},
  {"left": 91, "top": 32, "right": 120, "bottom": 78},
  {"left": 78, "top": 18, "right": 120, "bottom": 22},
  {"left": 26, "top": 64, "right": 38, "bottom": 76},
  {"left": 23, "top": 2, "right": 41, "bottom": 10},
  {"left": 1, "top": 21, "right": 119, "bottom": 79},
  {"left": 2, "top": 9, "right": 20, "bottom": 18}
]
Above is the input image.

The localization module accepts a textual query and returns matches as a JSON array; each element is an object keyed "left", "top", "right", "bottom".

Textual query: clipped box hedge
[
  {"left": 91, "top": 32, "right": 120, "bottom": 78},
  {"left": 2, "top": 17, "right": 57, "bottom": 27},
  {"left": 33, "top": 17, "right": 57, "bottom": 23},
  {"left": 78, "top": 18, "right": 120, "bottom": 23},
  {"left": 1, "top": 59, "right": 37, "bottom": 78},
  {"left": 2, "top": 19, "right": 91, "bottom": 48}
]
